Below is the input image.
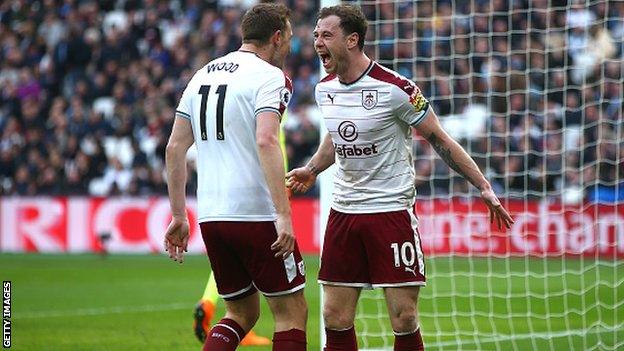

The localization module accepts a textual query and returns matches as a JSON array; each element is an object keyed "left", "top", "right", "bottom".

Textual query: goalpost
[{"left": 318, "top": 0, "right": 623, "bottom": 350}]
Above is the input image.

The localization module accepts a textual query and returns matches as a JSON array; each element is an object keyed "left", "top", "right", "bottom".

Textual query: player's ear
[
  {"left": 346, "top": 32, "right": 359, "bottom": 50},
  {"left": 272, "top": 29, "right": 282, "bottom": 47}
]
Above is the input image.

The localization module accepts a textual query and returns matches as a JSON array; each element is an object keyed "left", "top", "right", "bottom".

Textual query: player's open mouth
[{"left": 319, "top": 53, "right": 332, "bottom": 67}]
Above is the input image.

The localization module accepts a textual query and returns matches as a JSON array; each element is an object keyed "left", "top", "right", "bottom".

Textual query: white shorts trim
[
  {"left": 407, "top": 210, "right": 426, "bottom": 276},
  {"left": 219, "top": 283, "right": 255, "bottom": 299},
  {"left": 371, "top": 281, "right": 426, "bottom": 288},
  {"left": 318, "top": 280, "right": 373, "bottom": 289},
  {"left": 284, "top": 252, "right": 297, "bottom": 283},
  {"left": 257, "top": 283, "right": 305, "bottom": 297}
]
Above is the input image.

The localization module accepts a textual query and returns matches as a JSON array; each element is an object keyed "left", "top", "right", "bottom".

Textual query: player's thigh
[
  {"left": 361, "top": 210, "right": 426, "bottom": 288},
  {"left": 265, "top": 289, "right": 307, "bottom": 331},
  {"left": 319, "top": 209, "right": 371, "bottom": 286},
  {"left": 238, "top": 221, "right": 306, "bottom": 296},
  {"left": 322, "top": 285, "right": 361, "bottom": 328},
  {"left": 200, "top": 222, "right": 256, "bottom": 300}
]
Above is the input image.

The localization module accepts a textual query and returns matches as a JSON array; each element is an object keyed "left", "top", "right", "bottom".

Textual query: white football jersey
[
  {"left": 176, "top": 50, "right": 292, "bottom": 222},
  {"left": 315, "top": 61, "right": 430, "bottom": 213}
]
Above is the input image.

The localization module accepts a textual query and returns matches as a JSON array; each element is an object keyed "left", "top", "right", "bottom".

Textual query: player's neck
[
  {"left": 337, "top": 53, "right": 371, "bottom": 84},
  {"left": 239, "top": 43, "right": 273, "bottom": 64}
]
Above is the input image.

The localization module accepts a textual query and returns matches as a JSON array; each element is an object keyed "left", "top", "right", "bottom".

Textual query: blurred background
[
  {"left": 0, "top": 0, "right": 622, "bottom": 201},
  {"left": 1, "top": 0, "right": 622, "bottom": 350},
  {"left": 0, "top": 0, "right": 322, "bottom": 197}
]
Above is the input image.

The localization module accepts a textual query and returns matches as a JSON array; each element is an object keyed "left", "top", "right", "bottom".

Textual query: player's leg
[
  {"left": 318, "top": 209, "right": 372, "bottom": 351},
  {"left": 361, "top": 209, "right": 426, "bottom": 350},
  {"left": 203, "top": 291, "right": 260, "bottom": 351},
  {"left": 199, "top": 221, "right": 263, "bottom": 350},
  {"left": 238, "top": 221, "right": 307, "bottom": 350},
  {"left": 384, "top": 286, "right": 424, "bottom": 351},
  {"left": 265, "top": 289, "right": 308, "bottom": 350},
  {"left": 194, "top": 272, "right": 271, "bottom": 345},
  {"left": 322, "top": 285, "right": 361, "bottom": 351}
]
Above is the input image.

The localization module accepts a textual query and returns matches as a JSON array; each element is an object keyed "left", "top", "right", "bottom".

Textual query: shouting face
[{"left": 314, "top": 15, "right": 350, "bottom": 75}]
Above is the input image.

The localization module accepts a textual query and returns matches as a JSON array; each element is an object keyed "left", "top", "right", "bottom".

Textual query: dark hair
[
  {"left": 241, "top": 3, "right": 291, "bottom": 44},
  {"left": 318, "top": 4, "right": 368, "bottom": 50}
]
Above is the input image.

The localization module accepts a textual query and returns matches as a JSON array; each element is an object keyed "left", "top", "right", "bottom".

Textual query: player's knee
[
  {"left": 392, "top": 307, "right": 418, "bottom": 333},
  {"left": 228, "top": 308, "right": 260, "bottom": 329},
  {"left": 296, "top": 298, "right": 308, "bottom": 326},
  {"left": 269, "top": 292, "right": 307, "bottom": 327},
  {"left": 297, "top": 295, "right": 308, "bottom": 318},
  {"left": 323, "top": 304, "right": 354, "bottom": 329},
  {"left": 286, "top": 293, "right": 308, "bottom": 323}
]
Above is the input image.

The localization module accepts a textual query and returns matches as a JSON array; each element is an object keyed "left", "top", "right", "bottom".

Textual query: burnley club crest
[{"left": 362, "top": 90, "right": 378, "bottom": 110}]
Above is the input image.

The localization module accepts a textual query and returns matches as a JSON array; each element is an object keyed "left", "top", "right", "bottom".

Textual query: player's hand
[
  {"left": 271, "top": 214, "right": 295, "bottom": 259},
  {"left": 286, "top": 166, "right": 316, "bottom": 193},
  {"left": 164, "top": 217, "right": 190, "bottom": 263},
  {"left": 480, "top": 187, "right": 514, "bottom": 230}
]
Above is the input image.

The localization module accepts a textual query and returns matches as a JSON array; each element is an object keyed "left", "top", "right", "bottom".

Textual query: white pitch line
[{"left": 14, "top": 302, "right": 191, "bottom": 319}]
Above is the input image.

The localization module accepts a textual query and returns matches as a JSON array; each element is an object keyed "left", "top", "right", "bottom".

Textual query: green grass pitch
[
  {"left": 2, "top": 254, "right": 622, "bottom": 350},
  {"left": 358, "top": 257, "right": 623, "bottom": 350}
]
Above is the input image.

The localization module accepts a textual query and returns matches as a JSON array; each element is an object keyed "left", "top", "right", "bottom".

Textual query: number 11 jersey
[{"left": 176, "top": 50, "right": 292, "bottom": 222}]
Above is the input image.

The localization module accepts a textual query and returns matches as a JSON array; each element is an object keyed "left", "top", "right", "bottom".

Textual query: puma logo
[
  {"left": 405, "top": 266, "right": 418, "bottom": 277},
  {"left": 327, "top": 93, "right": 335, "bottom": 104}
]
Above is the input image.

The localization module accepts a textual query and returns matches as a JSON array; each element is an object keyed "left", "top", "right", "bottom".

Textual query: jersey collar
[
  {"left": 338, "top": 60, "right": 374, "bottom": 86},
  {"left": 238, "top": 49, "right": 262, "bottom": 59}
]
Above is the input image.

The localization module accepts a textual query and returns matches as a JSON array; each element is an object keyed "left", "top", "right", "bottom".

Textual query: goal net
[{"left": 321, "top": 1, "right": 624, "bottom": 350}]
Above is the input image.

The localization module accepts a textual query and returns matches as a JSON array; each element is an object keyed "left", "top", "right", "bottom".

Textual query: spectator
[{"left": 101, "top": 157, "right": 133, "bottom": 195}]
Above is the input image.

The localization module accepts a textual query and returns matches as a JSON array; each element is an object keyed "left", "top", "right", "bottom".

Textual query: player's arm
[
  {"left": 164, "top": 116, "right": 194, "bottom": 263},
  {"left": 307, "top": 132, "right": 335, "bottom": 176},
  {"left": 256, "top": 111, "right": 295, "bottom": 259},
  {"left": 414, "top": 110, "right": 514, "bottom": 230},
  {"left": 286, "top": 132, "right": 335, "bottom": 193}
]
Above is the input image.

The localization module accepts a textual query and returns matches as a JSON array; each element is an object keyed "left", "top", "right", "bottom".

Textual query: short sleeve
[
  {"left": 394, "top": 80, "right": 430, "bottom": 126},
  {"left": 255, "top": 70, "right": 292, "bottom": 119},
  {"left": 175, "top": 85, "right": 193, "bottom": 120}
]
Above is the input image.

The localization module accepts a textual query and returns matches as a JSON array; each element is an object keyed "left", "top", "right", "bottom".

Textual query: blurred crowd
[
  {"left": 356, "top": 0, "right": 624, "bottom": 202},
  {"left": 0, "top": 0, "right": 320, "bottom": 196},
  {"left": 1, "top": 0, "right": 623, "bottom": 203}
]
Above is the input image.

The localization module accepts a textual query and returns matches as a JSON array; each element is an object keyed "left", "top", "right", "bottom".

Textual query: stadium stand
[
  {"left": 0, "top": 0, "right": 622, "bottom": 203},
  {"left": 0, "top": 0, "right": 321, "bottom": 196}
]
